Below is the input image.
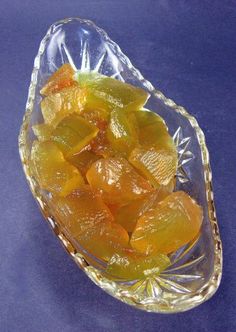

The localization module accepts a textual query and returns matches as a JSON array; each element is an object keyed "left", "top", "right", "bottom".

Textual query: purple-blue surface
[{"left": 0, "top": 1, "right": 235, "bottom": 331}]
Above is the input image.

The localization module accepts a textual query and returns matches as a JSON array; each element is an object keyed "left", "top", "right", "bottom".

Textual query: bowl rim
[{"left": 18, "top": 17, "right": 222, "bottom": 313}]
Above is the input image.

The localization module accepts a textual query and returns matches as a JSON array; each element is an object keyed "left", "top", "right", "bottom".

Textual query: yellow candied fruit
[
  {"left": 32, "top": 123, "right": 52, "bottom": 141},
  {"left": 30, "top": 141, "right": 84, "bottom": 196},
  {"left": 130, "top": 191, "right": 203, "bottom": 255},
  {"left": 81, "top": 107, "right": 110, "bottom": 124},
  {"left": 74, "top": 222, "right": 129, "bottom": 261},
  {"left": 49, "top": 186, "right": 113, "bottom": 235},
  {"left": 49, "top": 114, "right": 99, "bottom": 158},
  {"left": 68, "top": 150, "right": 101, "bottom": 176},
  {"left": 129, "top": 146, "right": 177, "bottom": 187},
  {"left": 115, "top": 188, "right": 170, "bottom": 233},
  {"left": 129, "top": 109, "right": 178, "bottom": 187},
  {"left": 41, "top": 86, "right": 87, "bottom": 127},
  {"left": 81, "top": 110, "right": 115, "bottom": 157},
  {"left": 86, "top": 156, "right": 153, "bottom": 205},
  {"left": 106, "top": 110, "right": 138, "bottom": 156},
  {"left": 106, "top": 250, "right": 170, "bottom": 280}
]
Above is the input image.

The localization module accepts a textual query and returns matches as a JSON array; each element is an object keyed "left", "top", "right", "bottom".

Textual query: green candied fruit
[
  {"left": 30, "top": 141, "right": 84, "bottom": 197},
  {"left": 81, "top": 107, "right": 110, "bottom": 124},
  {"left": 106, "top": 110, "right": 138, "bottom": 156},
  {"left": 129, "top": 146, "right": 177, "bottom": 187},
  {"left": 50, "top": 114, "right": 99, "bottom": 158},
  {"left": 32, "top": 123, "right": 52, "bottom": 141},
  {"left": 135, "top": 108, "right": 166, "bottom": 126},
  {"left": 129, "top": 109, "right": 178, "bottom": 187},
  {"left": 75, "top": 71, "right": 150, "bottom": 112},
  {"left": 134, "top": 109, "right": 172, "bottom": 149},
  {"left": 106, "top": 251, "right": 170, "bottom": 280}
]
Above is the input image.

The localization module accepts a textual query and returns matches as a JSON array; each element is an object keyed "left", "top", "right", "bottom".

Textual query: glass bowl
[{"left": 18, "top": 18, "right": 222, "bottom": 313}]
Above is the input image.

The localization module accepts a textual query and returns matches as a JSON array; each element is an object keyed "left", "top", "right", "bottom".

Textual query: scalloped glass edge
[{"left": 18, "top": 17, "right": 222, "bottom": 313}]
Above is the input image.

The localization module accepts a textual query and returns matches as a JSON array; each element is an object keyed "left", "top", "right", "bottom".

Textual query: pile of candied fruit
[{"left": 30, "top": 64, "right": 203, "bottom": 280}]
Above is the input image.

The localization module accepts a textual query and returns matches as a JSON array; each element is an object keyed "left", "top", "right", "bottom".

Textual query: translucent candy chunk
[
  {"left": 50, "top": 114, "right": 99, "bottom": 157},
  {"left": 49, "top": 186, "right": 113, "bottom": 235},
  {"left": 129, "top": 110, "right": 178, "bottom": 187},
  {"left": 81, "top": 107, "right": 110, "bottom": 124},
  {"left": 106, "top": 110, "right": 138, "bottom": 156},
  {"left": 135, "top": 110, "right": 172, "bottom": 148},
  {"left": 115, "top": 188, "right": 170, "bottom": 233},
  {"left": 40, "top": 63, "right": 77, "bottom": 96},
  {"left": 130, "top": 191, "right": 203, "bottom": 254},
  {"left": 85, "top": 116, "right": 113, "bottom": 157},
  {"left": 32, "top": 123, "right": 52, "bottom": 141},
  {"left": 75, "top": 71, "right": 150, "bottom": 112},
  {"left": 74, "top": 222, "right": 129, "bottom": 261},
  {"left": 30, "top": 141, "right": 84, "bottom": 196},
  {"left": 68, "top": 151, "right": 101, "bottom": 176},
  {"left": 129, "top": 146, "right": 177, "bottom": 187},
  {"left": 106, "top": 250, "right": 170, "bottom": 280},
  {"left": 86, "top": 157, "right": 153, "bottom": 205},
  {"left": 41, "top": 86, "right": 86, "bottom": 127}
]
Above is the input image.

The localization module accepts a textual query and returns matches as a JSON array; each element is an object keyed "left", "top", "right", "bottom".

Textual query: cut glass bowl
[{"left": 19, "top": 18, "right": 222, "bottom": 313}]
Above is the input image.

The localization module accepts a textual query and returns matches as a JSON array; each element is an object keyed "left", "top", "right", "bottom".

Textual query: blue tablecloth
[{"left": 0, "top": 1, "right": 235, "bottom": 331}]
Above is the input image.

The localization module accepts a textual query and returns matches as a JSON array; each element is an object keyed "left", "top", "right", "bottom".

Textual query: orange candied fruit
[
  {"left": 130, "top": 191, "right": 203, "bottom": 255},
  {"left": 86, "top": 157, "right": 153, "bottom": 205},
  {"left": 75, "top": 222, "right": 129, "bottom": 261},
  {"left": 40, "top": 85, "right": 87, "bottom": 128},
  {"left": 40, "top": 63, "right": 77, "bottom": 96}
]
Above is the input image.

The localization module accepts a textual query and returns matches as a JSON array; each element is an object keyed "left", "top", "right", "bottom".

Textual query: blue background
[{"left": 0, "top": 1, "right": 235, "bottom": 331}]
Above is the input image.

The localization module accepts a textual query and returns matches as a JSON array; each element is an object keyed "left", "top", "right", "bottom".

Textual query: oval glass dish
[{"left": 19, "top": 18, "right": 222, "bottom": 313}]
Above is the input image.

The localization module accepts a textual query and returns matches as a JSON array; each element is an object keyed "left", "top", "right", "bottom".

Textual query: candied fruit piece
[
  {"left": 130, "top": 191, "right": 203, "bottom": 254},
  {"left": 106, "top": 110, "right": 138, "bottom": 156},
  {"left": 41, "top": 86, "right": 86, "bottom": 127},
  {"left": 81, "top": 108, "right": 110, "bottom": 124},
  {"left": 86, "top": 157, "right": 153, "bottom": 205},
  {"left": 49, "top": 186, "right": 113, "bottom": 235},
  {"left": 68, "top": 151, "right": 101, "bottom": 176},
  {"left": 74, "top": 222, "right": 129, "bottom": 261},
  {"left": 129, "top": 146, "right": 177, "bottom": 187},
  {"left": 115, "top": 188, "right": 170, "bottom": 233},
  {"left": 165, "top": 177, "right": 176, "bottom": 193},
  {"left": 106, "top": 204, "right": 119, "bottom": 216},
  {"left": 30, "top": 141, "right": 84, "bottom": 196},
  {"left": 32, "top": 123, "right": 52, "bottom": 141},
  {"left": 75, "top": 109, "right": 113, "bottom": 157},
  {"left": 106, "top": 251, "right": 170, "bottom": 280},
  {"left": 128, "top": 110, "right": 177, "bottom": 187},
  {"left": 40, "top": 63, "right": 77, "bottom": 96},
  {"left": 135, "top": 110, "right": 172, "bottom": 148},
  {"left": 50, "top": 114, "right": 99, "bottom": 157},
  {"left": 135, "top": 109, "right": 165, "bottom": 127},
  {"left": 90, "top": 125, "right": 114, "bottom": 157},
  {"left": 82, "top": 116, "right": 114, "bottom": 157},
  {"left": 75, "top": 71, "right": 149, "bottom": 112}
]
